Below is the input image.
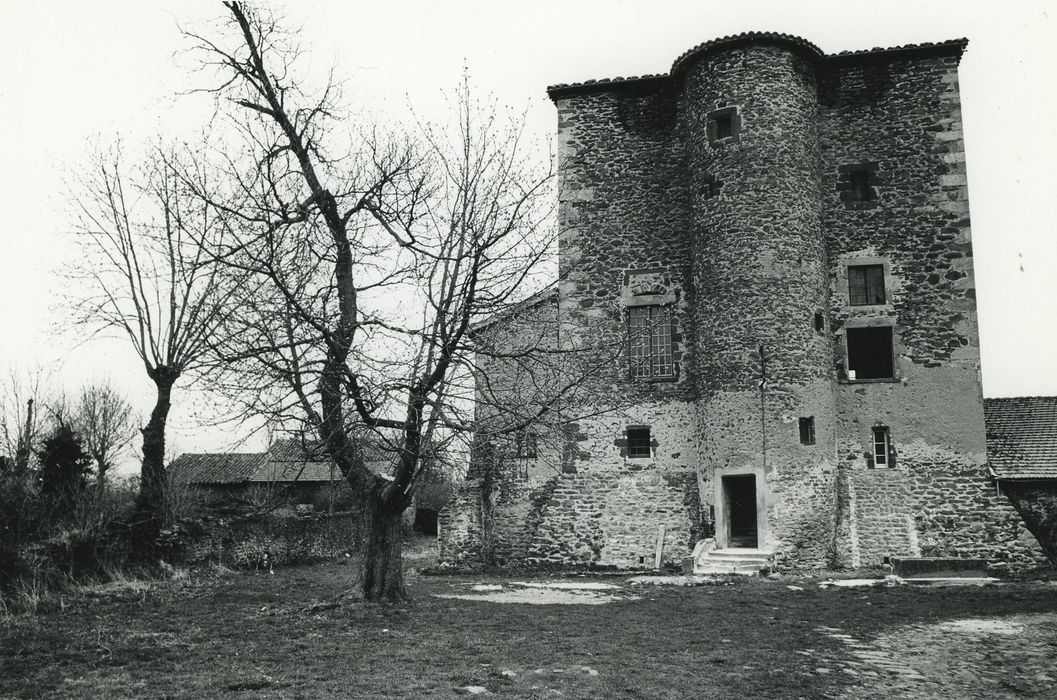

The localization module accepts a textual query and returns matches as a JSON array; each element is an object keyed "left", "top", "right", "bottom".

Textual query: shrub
[
  {"left": 1, "top": 474, "right": 139, "bottom": 600},
  {"left": 163, "top": 476, "right": 206, "bottom": 525},
  {"left": 35, "top": 424, "right": 93, "bottom": 518},
  {"left": 312, "top": 482, "right": 357, "bottom": 512}
]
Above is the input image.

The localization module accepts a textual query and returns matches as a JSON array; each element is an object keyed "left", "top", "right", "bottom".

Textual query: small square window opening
[
  {"left": 846, "top": 326, "right": 895, "bottom": 380},
  {"left": 849, "top": 170, "right": 873, "bottom": 201},
  {"left": 714, "top": 114, "right": 733, "bottom": 140},
  {"left": 515, "top": 430, "right": 538, "bottom": 459},
  {"left": 626, "top": 427, "right": 651, "bottom": 459},
  {"left": 707, "top": 107, "right": 739, "bottom": 145},
  {"left": 799, "top": 417, "right": 815, "bottom": 445},
  {"left": 848, "top": 264, "right": 886, "bottom": 306},
  {"left": 872, "top": 426, "right": 892, "bottom": 468}
]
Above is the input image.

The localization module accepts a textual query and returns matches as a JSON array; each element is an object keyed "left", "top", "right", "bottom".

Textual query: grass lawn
[{"left": 2, "top": 559, "right": 1056, "bottom": 699}]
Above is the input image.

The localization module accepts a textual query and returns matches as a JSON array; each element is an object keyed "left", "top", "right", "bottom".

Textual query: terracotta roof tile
[
  {"left": 985, "top": 397, "right": 1057, "bottom": 480},
  {"left": 169, "top": 438, "right": 397, "bottom": 485},
  {"left": 168, "top": 453, "right": 265, "bottom": 484}
]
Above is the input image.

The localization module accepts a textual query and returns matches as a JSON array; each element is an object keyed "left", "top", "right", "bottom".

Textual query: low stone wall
[
  {"left": 525, "top": 468, "right": 699, "bottom": 568},
  {"left": 438, "top": 483, "right": 485, "bottom": 567},
  {"left": 1003, "top": 482, "right": 1057, "bottom": 566},
  {"left": 844, "top": 467, "right": 916, "bottom": 567},
  {"left": 173, "top": 512, "right": 357, "bottom": 568},
  {"left": 439, "top": 467, "right": 700, "bottom": 570},
  {"left": 834, "top": 450, "right": 1048, "bottom": 573}
]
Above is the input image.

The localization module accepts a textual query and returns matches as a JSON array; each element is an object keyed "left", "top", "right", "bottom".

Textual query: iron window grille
[
  {"left": 848, "top": 264, "right": 886, "bottom": 305},
  {"left": 628, "top": 305, "right": 674, "bottom": 379}
]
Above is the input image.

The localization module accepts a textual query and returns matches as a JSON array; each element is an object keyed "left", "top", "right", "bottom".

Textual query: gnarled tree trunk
[
  {"left": 132, "top": 369, "right": 176, "bottom": 554},
  {"left": 353, "top": 481, "right": 410, "bottom": 603}
]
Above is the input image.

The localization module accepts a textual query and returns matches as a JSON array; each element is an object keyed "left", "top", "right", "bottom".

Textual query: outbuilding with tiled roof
[{"left": 985, "top": 397, "right": 1057, "bottom": 481}]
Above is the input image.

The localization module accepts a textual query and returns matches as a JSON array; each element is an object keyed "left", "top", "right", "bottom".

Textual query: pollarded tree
[
  {"left": 69, "top": 144, "right": 244, "bottom": 544},
  {"left": 177, "top": 2, "right": 602, "bottom": 601}
]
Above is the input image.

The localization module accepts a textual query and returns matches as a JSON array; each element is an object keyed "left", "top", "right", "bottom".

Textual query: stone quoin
[{"left": 439, "top": 32, "right": 1048, "bottom": 573}]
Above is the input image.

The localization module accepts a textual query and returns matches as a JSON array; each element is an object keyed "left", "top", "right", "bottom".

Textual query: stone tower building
[{"left": 439, "top": 33, "right": 1046, "bottom": 572}]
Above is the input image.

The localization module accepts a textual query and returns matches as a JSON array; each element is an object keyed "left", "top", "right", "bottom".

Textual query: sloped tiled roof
[
  {"left": 985, "top": 397, "right": 1057, "bottom": 480},
  {"left": 548, "top": 33, "right": 968, "bottom": 98},
  {"left": 168, "top": 453, "right": 265, "bottom": 485},
  {"left": 258, "top": 438, "right": 336, "bottom": 482},
  {"left": 169, "top": 437, "right": 397, "bottom": 485}
]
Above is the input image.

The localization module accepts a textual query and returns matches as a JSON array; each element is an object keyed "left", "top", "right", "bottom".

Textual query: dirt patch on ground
[
  {"left": 435, "top": 580, "right": 636, "bottom": 605},
  {"left": 4, "top": 562, "right": 1056, "bottom": 698},
  {"left": 810, "top": 613, "right": 1057, "bottom": 698}
]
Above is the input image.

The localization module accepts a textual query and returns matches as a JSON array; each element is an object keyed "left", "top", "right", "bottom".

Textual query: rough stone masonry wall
[
  {"left": 524, "top": 466, "right": 699, "bottom": 568},
  {"left": 1002, "top": 483, "right": 1057, "bottom": 566},
  {"left": 817, "top": 49, "right": 1042, "bottom": 568},
  {"left": 438, "top": 83, "right": 706, "bottom": 570},
  {"left": 458, "top": 401, "right": 703, "bottom": 569},
  {"left": 675, "top": 43, "right": 839, "bottom": 570},
  {"left": 438, "top": 481, "right": 485, "bottom": 567},
  {"left": 555, "top": 85, "right": 695, "bottom": 400},
  {"left": 905, "top": 447, "right": 1044, "bottom": 571},
  {"left": 441, "top": 39, "right": 1049, "bottom": 572},
  {"left": 835, "top": 449, "right": 1045, "bottom": 571},
  {"left": 842, "top": 466, "right": 916, "bottom": 567}
]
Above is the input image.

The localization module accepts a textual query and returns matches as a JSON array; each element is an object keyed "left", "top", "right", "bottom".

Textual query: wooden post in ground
[{"left": 654, "top": 524, "right": 666, "bottom": 570}]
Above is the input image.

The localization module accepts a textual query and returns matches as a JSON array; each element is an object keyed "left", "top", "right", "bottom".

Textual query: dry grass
[{"left": 2, "top": 557, "right": 1056, "bottom": 698}]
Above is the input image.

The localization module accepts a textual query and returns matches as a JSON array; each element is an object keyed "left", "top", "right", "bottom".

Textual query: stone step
[
  {"left": 695, "top": 562, "right": 767, "bottom": 575},
  {"left": 890, "top": 557, "right": 990, "bottom": 579},
  {"left": 703, "top": 559, "right": 771, "bottom": 569},
  {"left": 707, "top": 548, "right": 774, "bottom": 560},
  {"left": 688, "top": 540, "right": 775, "bottom": 577}
]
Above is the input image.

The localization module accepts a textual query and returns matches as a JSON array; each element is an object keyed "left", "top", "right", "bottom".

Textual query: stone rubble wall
[
  {"left": 438, "top": 482, "right": 485, "bottom": 567},
  {"left": 1002, "top": 482, "right": 1057, "bottom": 565},
  {"left": 523, "top": 467, "right": 699, "bottom": 568},
  {"left": 175, "top": 512, "right": 356, "bottom": 568},
  {"left": 832, "top": 445, "right": 1047, "bottom": 571}
]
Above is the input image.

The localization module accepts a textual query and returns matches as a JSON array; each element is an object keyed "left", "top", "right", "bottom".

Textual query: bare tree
[
  {"left": 0, "top": 367, "right": 53, "bottom": 476},
  {"left": 68, "top": 144, "right": 243, "bottom": 542},
  {"left": 175, "top": 2, "right": 593, "bottom": 601},
  {"left": 73, "top": 381, "right": 137, "bottom": 489}
]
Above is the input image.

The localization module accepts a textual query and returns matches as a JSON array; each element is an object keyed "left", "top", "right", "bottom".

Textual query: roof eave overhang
[{"left": 547, "top": 34, "right": 968, "bottom": 102}]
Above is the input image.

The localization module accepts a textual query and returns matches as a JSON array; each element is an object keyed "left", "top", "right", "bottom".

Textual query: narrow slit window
[
  {"left": 846, "top": 326, "right": 894, "bottom": 380},
  {"left": 626, "top": 427, "right": 651, "bottom": 459},
  {"left": 872, "top": 426, "right": 892, "bottom": 468},
  {"left": 799, "top": 417, "right": 815, "bottom": 445},
  {"left": 814, "top": 312, "right": 825, "bottom": 333},
  {"left": 848, "top": 265, "right": 886, "bottom": 305},
  {"left": 628, "top": 305, "right": 674, "bottom": 379}
]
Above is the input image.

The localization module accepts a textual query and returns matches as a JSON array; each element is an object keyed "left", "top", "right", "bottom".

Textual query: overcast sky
[{"left": 1, "top": 0, "right": 1055, "bottom": 462}]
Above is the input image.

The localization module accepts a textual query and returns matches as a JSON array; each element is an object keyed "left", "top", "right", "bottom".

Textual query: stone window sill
[{"left": 838, "top": 377, "right": 901, "bottom": 384}]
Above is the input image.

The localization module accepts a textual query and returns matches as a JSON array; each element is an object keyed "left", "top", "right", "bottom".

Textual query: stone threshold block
[{"left": 891, "top": 557, "right": 990, "bottom": 579}]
